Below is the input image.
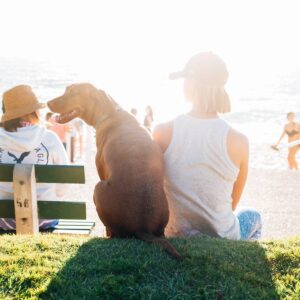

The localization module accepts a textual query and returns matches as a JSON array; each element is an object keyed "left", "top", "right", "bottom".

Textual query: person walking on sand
[
  {"left": 153, "top": 52, "right": 261, "bottom": 240},
  {"left": 272, "top": 112, "right": 300, "bottom": 170},
  {"left": 144, "top": 105, "right": 154, "bottom": 132},
  {"left": 69, "top": 118, "right": 85, "bottom": 163},
  {"left": 0, "top": 85, "right": 69, "bottom": 231},
  {"left": 130, "top": 107, "right": 138, "bottom": 117}
]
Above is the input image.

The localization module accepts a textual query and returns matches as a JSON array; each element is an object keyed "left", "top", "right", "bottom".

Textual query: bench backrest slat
[
  {"left": 0, "top": 200, "right": 86, "bottom": 219},
  {"left": 0, "top": 164, "right": 85, "bottom": 183}
]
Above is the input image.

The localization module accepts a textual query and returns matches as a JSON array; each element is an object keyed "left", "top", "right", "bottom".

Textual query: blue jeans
[{"left": 236, "top": 208, "right": 262, "bottom": 240}]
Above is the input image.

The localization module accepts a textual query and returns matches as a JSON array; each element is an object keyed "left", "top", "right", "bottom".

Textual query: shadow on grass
[{"left": 40, "top": 237, "right": 279, "bottom": 299}]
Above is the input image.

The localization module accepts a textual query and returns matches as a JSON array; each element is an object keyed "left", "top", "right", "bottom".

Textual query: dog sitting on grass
[{"left": 47, "top": 83, "right": 182, "bottom": 260}]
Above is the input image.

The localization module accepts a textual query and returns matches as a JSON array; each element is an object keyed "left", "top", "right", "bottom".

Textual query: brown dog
[{"left": 47, "top": 83, "right": 181, "bottom": 260}]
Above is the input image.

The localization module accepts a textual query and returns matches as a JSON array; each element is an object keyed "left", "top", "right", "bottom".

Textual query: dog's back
[{"left": 95, "top": 111, "right": 169, "bottom": 235}]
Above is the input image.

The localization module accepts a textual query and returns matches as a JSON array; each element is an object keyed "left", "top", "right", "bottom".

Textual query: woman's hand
[{"left": 271, "top": 144, "right": 279, "bottom": 151}]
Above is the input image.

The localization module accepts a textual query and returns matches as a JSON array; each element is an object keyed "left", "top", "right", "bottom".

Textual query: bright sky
[{"left": 1, "top": 0, "right": 300, "bottom": 121}]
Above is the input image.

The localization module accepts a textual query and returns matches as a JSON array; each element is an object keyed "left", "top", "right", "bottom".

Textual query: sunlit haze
[{"left": 1, "top": 0, "right": 300, "bottom": 122}]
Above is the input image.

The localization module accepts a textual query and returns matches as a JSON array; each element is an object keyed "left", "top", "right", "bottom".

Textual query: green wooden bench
[{"left": 0, "top": 163, "right": 95, "bottom": 235}]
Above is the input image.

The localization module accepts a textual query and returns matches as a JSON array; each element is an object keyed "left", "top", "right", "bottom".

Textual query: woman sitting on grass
[
  {"left": 0, "top": 85, "right": 69, "bottom": 231},
  {"left": 153, "top": 52, "right": 261, "bottom": 240}
]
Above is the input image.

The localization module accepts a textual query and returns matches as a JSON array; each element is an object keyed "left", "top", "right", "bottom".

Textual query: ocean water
[{"left": 1, "top": 57, "right": 300, "bottom": 170}]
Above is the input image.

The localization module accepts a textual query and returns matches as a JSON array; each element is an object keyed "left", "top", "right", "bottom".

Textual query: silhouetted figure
[
  {"left": 143, "top": 105, "right": 154, "bottom": 131},
  {"left": 130, "top": 108, "right": 138, "bottom": 116}
]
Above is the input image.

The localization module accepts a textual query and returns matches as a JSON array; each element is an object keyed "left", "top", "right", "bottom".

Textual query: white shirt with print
[{"left": 0, "top": 125, "right": 69, "bottom": 200}]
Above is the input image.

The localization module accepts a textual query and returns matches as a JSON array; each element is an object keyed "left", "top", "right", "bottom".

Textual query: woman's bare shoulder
[
  {"left": 152, "top": 121, "right": 173, "bottom": 153},
  {"left": 228, "top": 128, "right": 248, "bottom": 146}
]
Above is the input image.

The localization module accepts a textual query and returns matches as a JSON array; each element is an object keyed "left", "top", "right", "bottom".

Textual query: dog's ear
[
  {"left": 109, "top": 96, "right": 122, "bottom": 110},
  {"left": 65, "top": 84, "right": 75, "bottom": 95},
  {"left": 98, "top": 89, "right": 122, "bottom": 110},
  {"left": 97, "top": 89, "right": 110, "bottom": 100},
  {"left": 93, "top": 89, "right": 115, "bottom": 114}
]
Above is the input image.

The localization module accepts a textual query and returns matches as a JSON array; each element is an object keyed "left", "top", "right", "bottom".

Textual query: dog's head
[{"left": 47, "top": 83, "right": 116, "bottom": 126}]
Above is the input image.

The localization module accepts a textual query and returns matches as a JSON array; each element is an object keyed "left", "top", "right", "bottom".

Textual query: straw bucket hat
[{"left": 1, "top": 85, "right": 45, "bottom": 122}]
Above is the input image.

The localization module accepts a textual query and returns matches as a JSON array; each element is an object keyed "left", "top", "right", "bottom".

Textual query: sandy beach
[
  {"left": 240, "top": 168, "right": 300, "bottom": 240},
  {"left": 69, "top": 129, "right": 300, "bottom": 240}
]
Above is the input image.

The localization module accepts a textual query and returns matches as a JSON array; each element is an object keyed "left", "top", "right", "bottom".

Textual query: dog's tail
[{"left": 135, "top": 232, "right": 183, "bottom": 261}]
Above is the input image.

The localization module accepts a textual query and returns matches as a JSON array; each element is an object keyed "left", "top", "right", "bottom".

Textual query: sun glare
[{"left": 0, "top": 0, "right": 300, "bottom": 120}]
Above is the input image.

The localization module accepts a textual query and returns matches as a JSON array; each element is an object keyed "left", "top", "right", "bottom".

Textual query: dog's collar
[
  {"left": 94, "top": 114, "right": 111, "bottom": 131},
  {"left": 93, "top": 106, "right": 123, "bottom": 131}
]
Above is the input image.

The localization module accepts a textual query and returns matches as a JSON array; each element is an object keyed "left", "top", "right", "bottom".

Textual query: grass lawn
[{"left": 0, "top": 235, "right": 299, "bottom": 299}]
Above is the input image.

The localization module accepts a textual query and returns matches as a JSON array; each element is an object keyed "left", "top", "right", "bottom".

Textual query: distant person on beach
[
  {"left": 130, "top": 107, "right": 138, "bottom": 116},
  {"left": 69, "top": 118, "right": 85, "bottom": 162},
  {"left": 45, "top": 112, "right": 69, "bottom": 149},
  {"left": 272, "top": 112, "right": 300, "bottom": 170},
  {"left": 144, "top": 105, "right": 154, "bottom": 131},
  {"left": 153, "top": 52, "right": 261, "bottom": 240},
  {"left": 0, "top": 85, "right": 69, "bottom": 231}
]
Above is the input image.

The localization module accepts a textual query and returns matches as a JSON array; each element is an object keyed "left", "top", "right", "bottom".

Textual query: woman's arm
[
  {"left": 231, "top": 158, "right": 248, "bottom": 210},
  {"left": 273, "top": 127, "right": 286, "bottom": 147},
  {"left": 227, "top": 129, "right": 249, "bottom": 211}
]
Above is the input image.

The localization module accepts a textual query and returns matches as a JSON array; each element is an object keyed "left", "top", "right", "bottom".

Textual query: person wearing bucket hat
[
  {"left": 153, "top": 52, "right": 262, "bottom": 241},
  {"left": 0, "top": 85, "right": 69, "bottom": 231},
  {"left": 1, "top": 85, "right": 46, "bottom": 123}
]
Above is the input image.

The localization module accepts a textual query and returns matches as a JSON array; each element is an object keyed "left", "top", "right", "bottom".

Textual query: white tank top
[{"left": 164, "top": 114, "right": 240, "bottom": 239}]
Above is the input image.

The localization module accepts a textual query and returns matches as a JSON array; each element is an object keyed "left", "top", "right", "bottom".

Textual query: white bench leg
[{"left": 13, "top": 164, "right": 39, "bottom": 234}]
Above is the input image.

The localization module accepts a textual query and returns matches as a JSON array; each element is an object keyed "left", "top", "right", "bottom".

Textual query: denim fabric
[{"left": 236, "top": 208, "right": 262, "bottom": 240}]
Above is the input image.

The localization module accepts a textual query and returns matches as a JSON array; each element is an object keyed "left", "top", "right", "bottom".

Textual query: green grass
[{"left": 0, "top": 235, "right": 299, "bottom": 299}]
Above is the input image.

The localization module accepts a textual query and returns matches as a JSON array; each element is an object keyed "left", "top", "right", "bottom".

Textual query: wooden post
[{"left": 13, "top": 164, "right": 39, "bottom": 234}]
